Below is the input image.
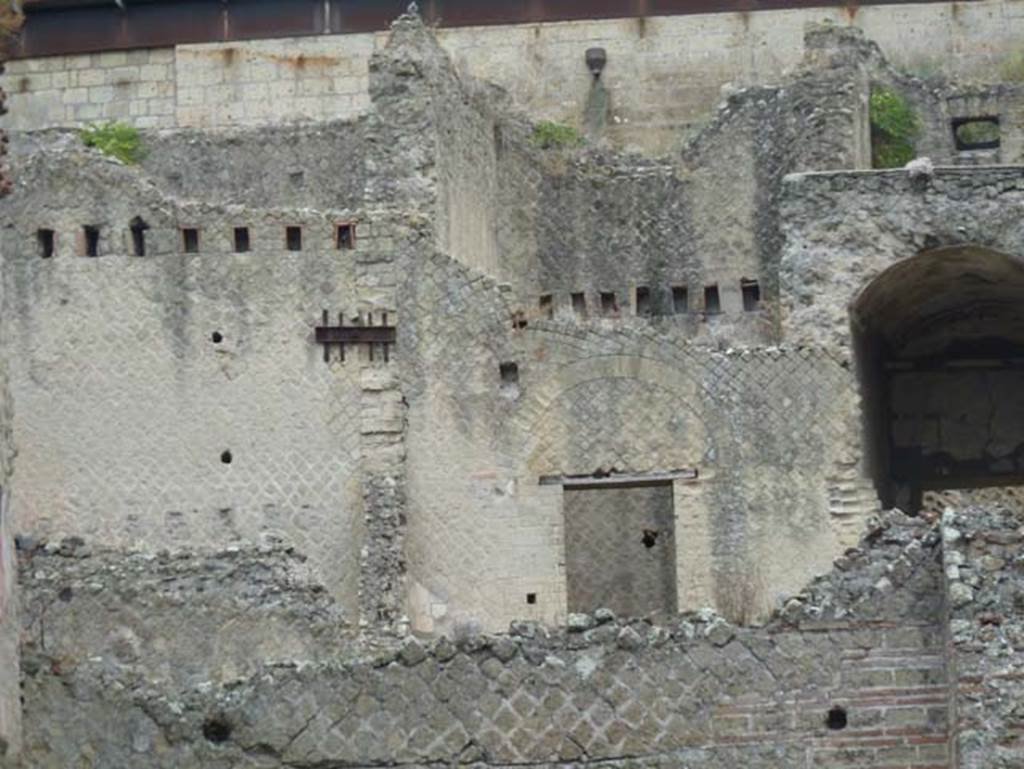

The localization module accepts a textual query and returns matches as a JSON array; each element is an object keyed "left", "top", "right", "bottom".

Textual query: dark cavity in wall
[
  {"left": 286, "top": 226, "right": 302, "bottom": 251},
  {"left": 704, "top": 285, "right": 721, "bottom": 314},
  {"left": 539, "top": 294, "right": 553, "bottom": 319},
  {"left": 83, "top": 225, "right": 100, "bottom": 257},
  {"left": 826, "top": 706, "right": 848, "bottom": 730},
  {"left": 741, "top": 279, "right": 761, "bottom": 311},
  {"left": 37, "top": 229, "right": 54, "bottom": 258},
  {"left": 202, "top": 717, "right": 232, "bottom": 743},
  {"left": 851, "top": 245, "right": 1024, "bottom": 511},
  {"left": 336, "top": 223, "right": 355, "bottom": 250},
  {"left": 182, "top": 228, "right": 199, "bottom": 254},
  {"left": 600, "top": 291, "right": 618, "bottom": 316},
  {"left": 635, "top": 286, "right": 652, "bottom": 316},
  {"left": 130, "top": 216, "right": 148, "bottom": 257},
  {"left": 499, "top": 362, "right": 520, "bottom": 397},
  {"left": 233, "top": 227, "right": 250, "bottom": 253},
  {"left": 571, "top": 292, "right": 587, "bottom": 317},
  {"left": 672, "top": 285, "right": 688, "bottom": 314}
]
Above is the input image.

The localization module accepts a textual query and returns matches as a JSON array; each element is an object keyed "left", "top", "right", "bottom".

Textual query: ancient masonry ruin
[{"left": 0, "top": 0, "right": 1023, "bottom": 766}]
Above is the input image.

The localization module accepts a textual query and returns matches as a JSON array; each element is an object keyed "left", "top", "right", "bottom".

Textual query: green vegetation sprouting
[
  {"left": 80, "top": 122, "right": 145, "bottom": 165},
  {"left": 869, "top": 87, "right": 920, "bottom": 169},
  {"left": 530, "top": 121, "right": 583, "bottom": 150}
]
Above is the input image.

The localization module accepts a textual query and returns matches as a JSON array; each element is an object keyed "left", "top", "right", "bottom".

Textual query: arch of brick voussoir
[{"left": 508, "top": 353, "right": 723, "bottom": 477}]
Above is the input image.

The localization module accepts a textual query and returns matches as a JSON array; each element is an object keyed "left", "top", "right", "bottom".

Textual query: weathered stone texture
[
  {"left": 780, "top": 167, "right": 1024, "bottom": 351},
  {"left": 6, "top": 0, "right": 1024, "bottom": 155},
  {"left": 0, "top": 6, "right": 1022, "bottom": 767},
  {"left": 940, "top": 488, "right": 1024, "bottom": 769},
  {"left": 13, "top": 511, "right": 950, "bottom": 768}
]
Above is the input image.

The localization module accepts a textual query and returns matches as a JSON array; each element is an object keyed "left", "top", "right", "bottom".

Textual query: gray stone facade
[{"left": 0, "top": 7, "right": 1022, "bottom": 768}]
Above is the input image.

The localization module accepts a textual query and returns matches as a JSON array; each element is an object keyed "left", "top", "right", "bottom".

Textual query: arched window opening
[{"left": 852, "top": 246, "right": 1024, "bottom": 512}]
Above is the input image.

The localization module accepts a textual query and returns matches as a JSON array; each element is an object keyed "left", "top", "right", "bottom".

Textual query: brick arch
[{"left": 506, "top": 354, "right": 723, "bottom": 476}]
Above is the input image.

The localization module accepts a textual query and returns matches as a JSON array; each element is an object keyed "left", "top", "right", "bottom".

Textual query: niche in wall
[{"left": 563, "top": 481, "right": 677, "bottom": 617}]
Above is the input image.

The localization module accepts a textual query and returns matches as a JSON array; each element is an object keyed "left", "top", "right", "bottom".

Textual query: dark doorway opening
[{"left": 852, "top": 246, "right": 1024, "bottom": 511}]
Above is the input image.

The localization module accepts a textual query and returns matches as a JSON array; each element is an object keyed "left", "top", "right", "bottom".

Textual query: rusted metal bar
[{"left": 315, "top": 325, "right": 395, "bottom": 344}]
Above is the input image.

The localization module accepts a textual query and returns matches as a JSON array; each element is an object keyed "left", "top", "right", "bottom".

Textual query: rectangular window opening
[
  {"left": 672, "top": 285, "right": 688, "bottom": 314},
  {"left": 952, "top": 116, "right": 1000, "bottom": 152},
  {"left": 234, "top": 227, "right": 250, "bottom": 253},
  {"left": 37, "top": 229, "right": 54, "bottom": 259},
  {"left": 526, "top": 592, "right": 537, "bottom": 605},
  {"left": 286, "top": 226, "right": 302, "bottom": 252},
  {"left": 539, "top": 294, "right": 553, "bottom": 319},
  {"left": 182, "top": 228, "right": 199, "bottom": 254},
  {"left": 635, "top": 286, "right": 651, "bottom": 316},
  {"left": 499, "top": 362, "right": 519, "bottom": 392},
  {"left": 741, "top": 279, "right": 761, "bottom": 311},
  {"left": 600, "top": 291, "right": 618, "bottom": 316},
  {"left": 83, "top": 225, "right": 100, "bottom": 257},
  {"left": 130, "top": 217, "right": 148, "bottom": 257},
  {"left": 704, "top": 285, "right": 721, "bottom": 315},
  {"left": 571, "top": 292, "right": 587, "bottom": 318},
  {"left": 336, "top": 223, "right": 355, "bottom": 250}
]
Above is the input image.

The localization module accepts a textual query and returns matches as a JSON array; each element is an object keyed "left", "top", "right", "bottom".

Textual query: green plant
[
  {"left": 869, "top": 86, "right": 920, "bottom": 169},
  {"left": 80, "top": 122, "right": 144, "bottom": 164},
  {"left": 530, "top": 120, "right": 583, "bottom": 150}
]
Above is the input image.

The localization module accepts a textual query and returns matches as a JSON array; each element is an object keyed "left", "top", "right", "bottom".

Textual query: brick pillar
[{"left": 357, "top": 365, "right": 407, "bottom": 639}]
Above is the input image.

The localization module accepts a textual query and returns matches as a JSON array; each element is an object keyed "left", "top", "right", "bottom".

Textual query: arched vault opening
[{"left": 851, "top": 245, "right": 1024, "bottom": 511}]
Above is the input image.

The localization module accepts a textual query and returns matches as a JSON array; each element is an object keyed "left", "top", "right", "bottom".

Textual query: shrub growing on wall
[
  {"left": 530, "top": 121, "right": 583, "bottom": 150},
  {"left": 869, "top": 87, "right": 920, "bottom": 169},
  {"left": 80, "top": 122, "right": 145, "bottom": 165}
]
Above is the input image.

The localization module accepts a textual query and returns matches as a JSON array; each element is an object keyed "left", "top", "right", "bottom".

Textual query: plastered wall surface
[
  {"left": 5, "top": 0, "right": 1024, "bottom": 152},
  {"left": 0, "top": 146, "right": 377, "bottom": 613}
]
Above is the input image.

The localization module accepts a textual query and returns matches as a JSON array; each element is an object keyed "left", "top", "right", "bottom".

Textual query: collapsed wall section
[
  {"left": 937, "top": 487, "right": 1024, "bottom": 769},
  {"left": 14, "top": 510, "right": 951, "bottom": 768}
]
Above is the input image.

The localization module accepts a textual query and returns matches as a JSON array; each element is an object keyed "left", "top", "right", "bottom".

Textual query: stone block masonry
[{"left": 5, "top": 0, "right": 1024, "bottom": 152}]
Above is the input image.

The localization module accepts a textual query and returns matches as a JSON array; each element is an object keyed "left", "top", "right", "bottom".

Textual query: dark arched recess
[{"left": 851, "top": 245, "right": 1024, "bottom": 510}]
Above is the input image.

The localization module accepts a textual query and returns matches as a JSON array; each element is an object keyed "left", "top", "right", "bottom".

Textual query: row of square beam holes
[
  {"left": 35, "top": 222, "right": 357, "bottom": 258},
  {"left": 530, "top": 281, "right": 761, "bottom": 323}
]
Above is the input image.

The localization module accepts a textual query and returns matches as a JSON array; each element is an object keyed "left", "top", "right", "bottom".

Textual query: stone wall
[
  {"left": 563, "top": 484, "right": 678, "bottom": 618},
  {"left": 5, "top": 0, "right": 1024, "bottom": 153},
  {"left": 0, "top": 135, "right": 383, "bottom": 615},
  {"left": 12, "top": 508, "right": 952, "bottom": 768},
  {"left": 780, "top": 167, "right": 1024, "bottom": 352},
  {"left": 938, "top": 487, "right": 1024, "bottom": 769}
]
